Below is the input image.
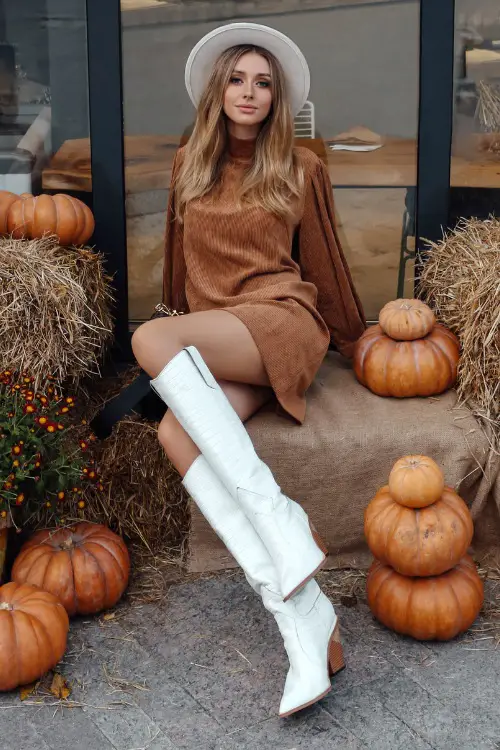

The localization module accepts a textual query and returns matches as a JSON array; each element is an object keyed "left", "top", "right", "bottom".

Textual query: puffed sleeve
[
  {"left": 296, "top": 157, "right": 366, "bottom": 357},
  {"left": 162, "top": 148, "right": 189, "bottom": 313}
]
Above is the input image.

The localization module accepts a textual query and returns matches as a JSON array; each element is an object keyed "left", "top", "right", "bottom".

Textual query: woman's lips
[{"left": 238, "top": 105, "right": 257, "bottom": 113}]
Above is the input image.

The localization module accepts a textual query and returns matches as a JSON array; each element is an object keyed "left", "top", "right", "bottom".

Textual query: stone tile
[
  {"left": 29, "top": 708, "right": 117, "bottom": 750},
  {"left": 361, "top": 674, "right": 496, "bottom": 750},
  {"left": 323, "top": 679, "right": 434, "bottom": 750},
  {"left": 217, "top": 705, "right": 365, "bottom": 750},
  {"left": 0, "top": 712, "right": 52, "bottom": 750},
  {"left": 395, "top": 640, "right": 500, "bottom": 742}
]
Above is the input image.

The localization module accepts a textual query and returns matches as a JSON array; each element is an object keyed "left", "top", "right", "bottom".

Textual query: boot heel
[
  {"left": 310, "top": 522, "right": 328, "bottom": 556},
  {"left": 328, "top": 623, "right": 345, "bottom": 676}
]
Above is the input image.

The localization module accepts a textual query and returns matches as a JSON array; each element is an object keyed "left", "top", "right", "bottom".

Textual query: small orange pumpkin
[
  {"left": 366, "top": 555, "right": 483, "bottom": 640},
  {"left": 353, "top": 322, "right": 459, "bottom": 398},
  {"left": 0, "top": 190, "right": 20, "bottom": 234},
  {"left": 379, "top": 298, "right": 436, "bottom": 340},
  {"left": 0, "top": 581, "right": 69, "bottom": 691},
  {"left": 388, "top": 455, "right": 445, "bottom": 508},
  {"left": 11, "top": 522, "right": 130, "bottom": 616},
  {"left": 364, "top": 485, "right": 473, "bottom": 577},
  {"left": 7, "top": 193, "right": 94, "bottom": 246}
]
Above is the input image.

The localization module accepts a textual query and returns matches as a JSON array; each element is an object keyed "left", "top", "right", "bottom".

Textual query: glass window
[
  {"left": 1, "top": 0, "right": 90, "bottom": 198},
  {"left": 121, "top": 0, "right": 420, "bottom": 323},
  {"left": 451, "top": 0, "right": 500, "bottom": 190}
]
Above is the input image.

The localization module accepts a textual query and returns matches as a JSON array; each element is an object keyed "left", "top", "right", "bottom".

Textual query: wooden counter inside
[{"left": 42, "top": 134, "right": 500, "bottom": 193}]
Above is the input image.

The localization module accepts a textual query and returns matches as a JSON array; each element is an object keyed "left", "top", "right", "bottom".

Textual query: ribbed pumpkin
[
  {"left": 7, "top": 193, "right": 94, "bottom": 246},
  {"left": 379, "top": 298, "right": 436, "bottom": 341},
  {"left": 0, "top": 581, "right": 69, "bottom": 691},
  {"left": 0, "top": 190, "right": 20, "bottom": 234},
  {"left": 364, "top": 484, "right": 473, "bottom": 577},
  {"left": 11, "top": 523, "right": 130, "bottom": 616},
  {"left": 366, "top": 556, "right": 483, "bottom": 640},
  {"left": 388, "top": 455, "right": 445, "bottom": 508},
  {"left": 353, "top": 322, "right": 459, "bottom": 398}
]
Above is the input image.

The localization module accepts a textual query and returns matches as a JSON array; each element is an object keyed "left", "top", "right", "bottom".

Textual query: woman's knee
[{"left": 131, "top": 319, "right": 181, "bottom": 375}]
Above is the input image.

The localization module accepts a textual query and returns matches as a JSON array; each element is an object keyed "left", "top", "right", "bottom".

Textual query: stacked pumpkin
[
  {"left": 354, "top": 298, "right": 460, "bottom": 398},
  {"left": 0, "top": 190, "right": 94, "bottom": 246},
  {"left": 0, "top": 523, "right": 130, "bottom": 691},
  {"left": 364, "top": 455, "right": 484, "bottom": 640}
]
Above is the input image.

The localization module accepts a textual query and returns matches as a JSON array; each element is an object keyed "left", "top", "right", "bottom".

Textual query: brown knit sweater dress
[{"left": 162, "top": 134, "right": 366, "bottom": 424}]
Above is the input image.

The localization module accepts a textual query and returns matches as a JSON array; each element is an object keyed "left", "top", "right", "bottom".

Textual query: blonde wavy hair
[{"left": 175, "top": 44, "right": 304, "bottom": 221}]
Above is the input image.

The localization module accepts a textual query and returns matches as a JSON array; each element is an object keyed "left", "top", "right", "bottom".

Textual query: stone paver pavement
[{"left": 2, "top": 571, "right": 499, "bottom": 750}]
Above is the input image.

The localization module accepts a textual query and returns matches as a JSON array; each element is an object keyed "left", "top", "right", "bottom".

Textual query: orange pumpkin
[
  {"left": 379, "top": 298, "right": 436, "bottom": 341},
  {"left": 388, "top": 455, "right": 445, "bottom": 508},
  {"left": 353, "top": 323, "right": 459, "bottom": 397},
  {"left": 11, "top": 522, "right": 130, "bottom": 616},
  {"left": 7, "top": 193, "right": 94, "bottom": 246},
  {"left": 366, "top": 556, "right": 483, "bottom": 640},
  {"left": 0, "top": 190, "right": 20, "bottom": 234},
  {"left": 364, "top": 485, "right": 473, "bottom": 577},
  {"left": 0, "top": 581, "right": 69, "bottom": 691}
]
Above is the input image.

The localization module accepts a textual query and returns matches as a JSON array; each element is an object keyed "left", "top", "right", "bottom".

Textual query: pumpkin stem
[
  {"left": 60, "top": 538, "right": 74, "bottom": 550},
  {"left": 0, "top": 602, "right": 12, "bottom": 611}
]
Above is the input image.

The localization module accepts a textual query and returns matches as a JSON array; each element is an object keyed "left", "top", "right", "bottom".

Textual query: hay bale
[
  {"left": 0, "top": 235, "right": 114, "bottom": 390},
  {"left": 420, "top": 218, "right": 500, "bottom": 438}
]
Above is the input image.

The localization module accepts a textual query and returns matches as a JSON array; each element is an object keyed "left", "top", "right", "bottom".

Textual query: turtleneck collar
[{"left": 227, "top": 132, "right": 257, "bottom": 163}]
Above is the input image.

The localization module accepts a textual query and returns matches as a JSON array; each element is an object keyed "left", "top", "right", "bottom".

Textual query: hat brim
[{"left": 185, "top": 23, "right": 310, "bottom": 117}]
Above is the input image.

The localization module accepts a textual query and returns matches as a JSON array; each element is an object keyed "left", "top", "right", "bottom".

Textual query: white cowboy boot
[
  {"left": 182, "top": 454, "right": 344, "bottom": 717},
  {"left": 151, "top": 346, "right": 326, "bottom": 601},
  {"left": 262, "top": 581, "right": 345, "bottom": 718}
]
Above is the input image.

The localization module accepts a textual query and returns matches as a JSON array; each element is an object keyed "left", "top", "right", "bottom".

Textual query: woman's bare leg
[
  {"left": 131, "top": 310, "right": 272, "bottom": 475},
  {"left": 131, "top": 310, "right": 270, "bottom": 385}
]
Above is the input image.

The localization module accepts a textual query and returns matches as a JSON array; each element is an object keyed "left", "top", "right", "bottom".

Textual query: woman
[{"left": 132, "top": 22, "right": 366, "bottom": 717}]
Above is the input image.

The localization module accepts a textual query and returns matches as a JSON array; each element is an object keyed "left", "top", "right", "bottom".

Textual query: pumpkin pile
[
  {"left": 0, "top": 522, "right": 130, "bottom": 692},
  {"left": 353, "top": 298, "right": 460, "bottom": 398},
  {"left": 0, "top": 189, "right": 94, "bottom": 246},
  {"left": 364, "top": 455, "right": 484, "bottom": 640}
]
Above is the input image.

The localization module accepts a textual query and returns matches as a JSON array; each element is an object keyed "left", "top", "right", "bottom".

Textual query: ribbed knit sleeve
[
  {"left": 297, "top": 159, "right": 366, "bottom": 358},
  {"left": 162, "top": 149, "right": 189, "bottom": 313}
]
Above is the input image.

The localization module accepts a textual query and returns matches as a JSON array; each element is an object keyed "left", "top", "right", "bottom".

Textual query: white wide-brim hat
[{"left": 185, "top": 22, "right": 310, "bottom": 117}]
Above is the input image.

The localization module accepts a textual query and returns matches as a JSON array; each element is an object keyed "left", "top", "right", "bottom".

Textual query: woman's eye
[
  {"left": 230, "top": 76, "right": 242, "bottom": 84},
  {"left": 256, "top": 80, "right": 270, "bottom": 88}
]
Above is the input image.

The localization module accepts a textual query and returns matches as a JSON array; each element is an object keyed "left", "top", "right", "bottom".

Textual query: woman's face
[{"left": 223, "top": 51, "right": 272, "bottom": 135}]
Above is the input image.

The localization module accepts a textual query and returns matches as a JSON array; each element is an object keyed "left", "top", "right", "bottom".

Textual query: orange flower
[
  {"left": 23, "top": 403, "right": 37, "bottom": 414},
  {"left": 37, "top": 416, "right": 48, "bottom": 425},
  {"left": 35, "top": 461, "right": 41, "bottom": 469},
  {"left": 80, "top": 441, "right": 89, "bottom": 451},
  {"left": 77, "top": 500, "right": 85, "bottom": 509},
  {"left": 7, "top": 412, "right": 14, "bottom": 418},
  {"left": 46, "top": 424, "right": 57, "bottom": 433},
  {"left": 3, "top": 482, "right": 12, "bottom": 491},
  {"left": 45, "top": 501, "right": 52, "bottom": 508},
  {"left": 81, "top": 419, "right": 87, "bottom": 425},
  {"left": 15, "top": 493, "right": 25, "bottom": 505},
  {"left": 88, "top": 470, "right": 96, "bottom": 480},
  {"left": 11, "top": 445, "right": 22, "bottom": 456},
  {"left": 60, "top": 406, "right": 69, "bottom": 414},
  {"left": 8, "top": 474, "right": 15, "bottom": 481},
  {"left": 57, "top": 424, "right": 64, "bottom": 431},
  {"left": 0, "top": 510, "right": 7, "bottom": 519},
  {"left": 65, "top": 397, "right": 74, "bottom": 404},
  {"left": 57, "top": 491, "right": 65, "bottom": 501},
  {"left": 97, "top": 483, "right": 104, "bottom": 491},
  {"left": 12, "top": 459, "right": 20, "bottom": 468}
]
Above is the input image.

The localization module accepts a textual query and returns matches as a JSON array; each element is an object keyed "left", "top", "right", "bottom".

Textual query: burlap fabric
[{"left": 187, "top": 353, "right": 500, "bottom": 573}]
